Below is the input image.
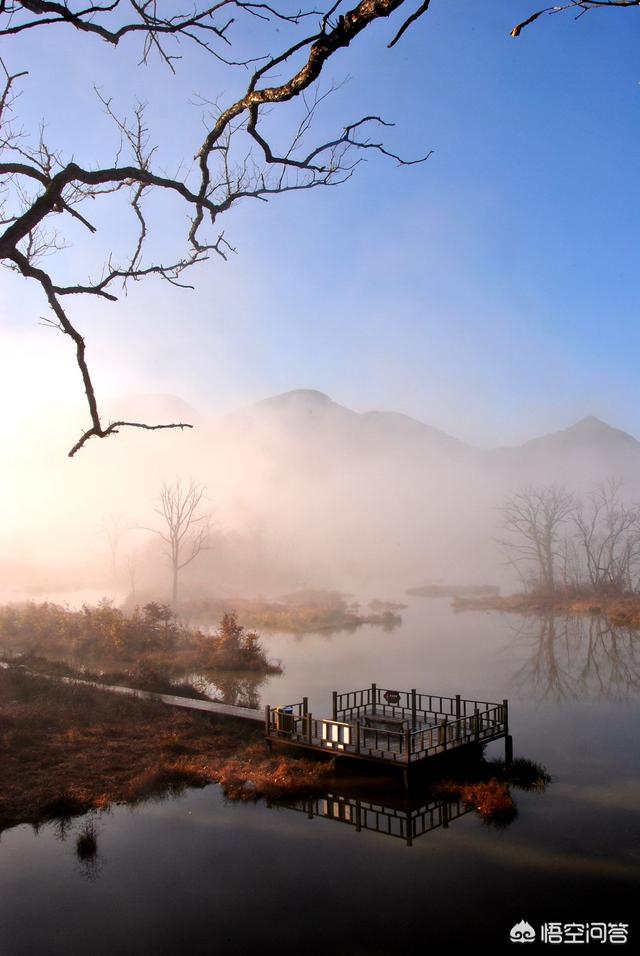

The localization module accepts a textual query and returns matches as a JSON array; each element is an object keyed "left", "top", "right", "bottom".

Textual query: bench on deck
[{"left": 363, "top": 714, "right": 407, "bottom": 733}]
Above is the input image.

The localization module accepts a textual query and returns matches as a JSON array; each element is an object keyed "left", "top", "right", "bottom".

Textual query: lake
[{"left": 1, "top": 597, "right": 639, "bottom": 954}]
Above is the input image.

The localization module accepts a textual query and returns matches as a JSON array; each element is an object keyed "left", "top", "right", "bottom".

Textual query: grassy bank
[
  {"left": 0, "top": 669, "right": 549, "bottom": 833},
  {"left": 452, "top": 592, "right": 640, "bottom": 629},
  {"left": 0, "top": 603, "right": 282, "bottom": 677},
  {"left": 0, "top": 668, "right": 331, "bottom": 833},
  {"left": 176, "top": 591, "right": 404, "bottom": 633}
]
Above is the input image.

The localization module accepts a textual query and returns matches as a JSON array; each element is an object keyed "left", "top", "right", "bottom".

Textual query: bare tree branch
[
  {"left": 0, "top": 0, "right": 436, "bottom": 454},
  {"left": 511, "top": 1, "right": 639, "bottom": 38}
]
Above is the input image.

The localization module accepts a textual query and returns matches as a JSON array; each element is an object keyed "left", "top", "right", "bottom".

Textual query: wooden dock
[
  {"left": 265, "top": 683, "right": 511, "bottom": 783},
  {"left": 7, "top": 666, "right": 511, "bottom": 784}
]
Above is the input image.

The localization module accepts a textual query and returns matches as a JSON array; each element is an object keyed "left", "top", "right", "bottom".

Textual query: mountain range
[{"left": 6, "top": 389, "right": 640, "bottom": 592}]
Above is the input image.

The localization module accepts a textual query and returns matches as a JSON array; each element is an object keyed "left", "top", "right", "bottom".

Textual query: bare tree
[
  {"left": 498, "top": 485, "right": 575, "bottom": 594},
  {"left": 99, "top": 512, "right": 129, "bottom": 584},
  {"left": 0, "top": 1, "right": 632, "bottom": 455},
  {"left": 147, "top": 478, "right": 211, "bottom": 603},
  {"left": 125, "top": 549, "right": 139, "bottom": 601},
  {"left": 573, "top": 479, "right": 640, "bottom": 594}
]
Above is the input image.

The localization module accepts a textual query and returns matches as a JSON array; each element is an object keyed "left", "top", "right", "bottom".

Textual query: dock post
[
  {"left": 265, "top": 704, "right": 273, "bottom": 751},
  {"left": 371, "top": 682, "right": 377, "bottom": 715},
  {"left": 411, "top": 688, "right": 417, "bottom": 730},
  {"left": 404, "top": 725, "right": 411, "bottom": 763},
  {"left": 302, "top": 696, "right": 308, "bottom": 716},
  {"left": 502, "top": 698, "right": 512, "bottom": 764},
  {"left": 442, "top": 715, "right": 448, "bottom": 751},
  {"left": 455, "top": 694, "right": 461, "bottom": 739},
  {"left": 505, "top": 733, "right": 513, "bottom": 766},
  {"left": 355, "top": 719, "right": 360, "bottom": 755},
  {"left": 307, "top": 713, "right": 313, "bottom": 745},
  {"left": 332, "top": 690, "right": 338, "bottom": 721},
  {"left": 474, "top": 706, "right": 480, "bottom": 742}
]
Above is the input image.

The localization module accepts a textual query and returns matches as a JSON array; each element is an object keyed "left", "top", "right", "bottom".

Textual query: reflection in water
[
  {"left": 270, "top": 789, "right": 471, "bottom": 846},
  {"left": 268, "top": 754, "right": 549, "bottom": 847},
  {"left": 188, "top": 671, "right": 267, "bottom": 709},
  {"left": 510, "top": 614, "right": 640, "bottom": 703},
  {"left": 75, "top": 817, "right": 103, "bottom": 882}
]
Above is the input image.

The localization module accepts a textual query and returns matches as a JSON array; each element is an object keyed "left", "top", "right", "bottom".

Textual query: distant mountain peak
[
  {"left": 520, "top": 415, "right": 639, "bottom": 453},
  {"left": 569, "top": 415, "right": 608, "bottom": 431},
  {"left": 268, "top": 389, "right": 333, "bottom": 404}
]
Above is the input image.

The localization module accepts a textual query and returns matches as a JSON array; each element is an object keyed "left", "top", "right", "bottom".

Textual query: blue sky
[{"left": 2, "top": 0, "right": 639, "bottom": 446}]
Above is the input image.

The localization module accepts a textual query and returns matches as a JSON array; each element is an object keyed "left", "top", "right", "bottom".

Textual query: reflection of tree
[
  {"left": 195, "top": 672, "right": 267, "bottom": 710},
  {"left": 510, "top": 613, "right": 640, "bottom": 703}
]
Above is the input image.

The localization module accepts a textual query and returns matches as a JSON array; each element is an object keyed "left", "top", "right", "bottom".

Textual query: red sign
[{"left": 383, "top": 690, "right": 401, "bottom": 705}]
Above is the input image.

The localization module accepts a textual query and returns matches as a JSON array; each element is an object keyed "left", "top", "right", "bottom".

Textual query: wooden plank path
[{"left": 3, "top": 663, "right": 264, "bottom": 723}]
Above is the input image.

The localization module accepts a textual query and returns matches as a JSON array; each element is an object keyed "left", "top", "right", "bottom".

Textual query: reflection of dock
[
  {"left": 266, "top": 684, "right": 512, "bottom": 784},
  {"left": 269, "top": 789, "right": 471, "bottom": 846}
]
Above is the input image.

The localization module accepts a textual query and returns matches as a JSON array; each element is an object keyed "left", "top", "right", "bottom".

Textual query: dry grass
[
  {"left": 458, "top": 779, "right": 516, "bottom": 821},
  {"left": 438, "top": 778, "right": 516, "bottom": 823},
  {"left": 177, "top": 593, "right": 402, "bottom": 634},
  {"left": 438, "top": 756, "right": 549, "bottom": 824},
  {"left": 216, "top": 748, "right": 333, "bottom": 801},
  {"left": 452, "top": 592, "right": 640, "bottom": 629},
  {"left": 0, "top": 602, "right": 281, "bottom": 675},
  {"left": 0, "top": 669, "right": 329, "bottom": 833}
]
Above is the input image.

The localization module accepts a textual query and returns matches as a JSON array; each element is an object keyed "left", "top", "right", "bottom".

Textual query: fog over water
[{"left": 3, "top": 388, "right": 640, "bottom": 602}]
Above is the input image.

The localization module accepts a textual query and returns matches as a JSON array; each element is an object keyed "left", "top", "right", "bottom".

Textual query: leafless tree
[
  {"left": 99, "top": 512, "right": 129, "bottom": 584},
  {"left": 147, "top": 478, "right": 211, "bottom": 603},
  {"left": 498, "top": 485, "right": 576, "bottom": 594},
  {"left": 125, "top": 548, "right": 139, "bottom": 600},
  {"left": 1, "top": 2, "right": 632, "bottom": 456},
  {"left": 573, "top": 479, "right": 640, "bottom": 594}
]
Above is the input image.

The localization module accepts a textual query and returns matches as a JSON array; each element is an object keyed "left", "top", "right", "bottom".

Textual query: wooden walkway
[{"left": 6, "top": 664, "right": 264, "bottom": 723}]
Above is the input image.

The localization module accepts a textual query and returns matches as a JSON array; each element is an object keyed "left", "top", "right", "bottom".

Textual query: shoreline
[
  {"left": 0, "top": 668, "right": 332, "bottom": 834},
  {"left": 451, "top": 593, "right": 640, "bottom": 629},
  {"left": 0, "top": 668, "right": 548, "bottom": 835}
]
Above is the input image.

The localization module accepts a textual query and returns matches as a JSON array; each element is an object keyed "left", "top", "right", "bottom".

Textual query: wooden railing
[
  {"left": 335, "top": 684, "right": 502, "bottom": 726},
  {"left": 266, "top": 691, "right": 508, "bottom": 764},
  {"left": 408, "top": 703, "right": 506, "bottom": 761}
]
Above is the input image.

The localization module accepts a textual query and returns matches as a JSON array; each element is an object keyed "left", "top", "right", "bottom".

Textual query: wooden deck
[
  {"left": 265, "top": 683, "right": 511, "bottom": 775},
  {"left": 7, "top": 665, "right": 512, "bottom": 781}
]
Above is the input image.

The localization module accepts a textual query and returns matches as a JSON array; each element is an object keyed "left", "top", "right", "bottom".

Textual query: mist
[{"left": 3, "top": 386, "right": 640, "bottom": 605}]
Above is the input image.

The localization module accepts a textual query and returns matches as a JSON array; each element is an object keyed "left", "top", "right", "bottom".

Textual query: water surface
[{"left": 1, "top": 598, "right": 638, "bottom": 954}]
